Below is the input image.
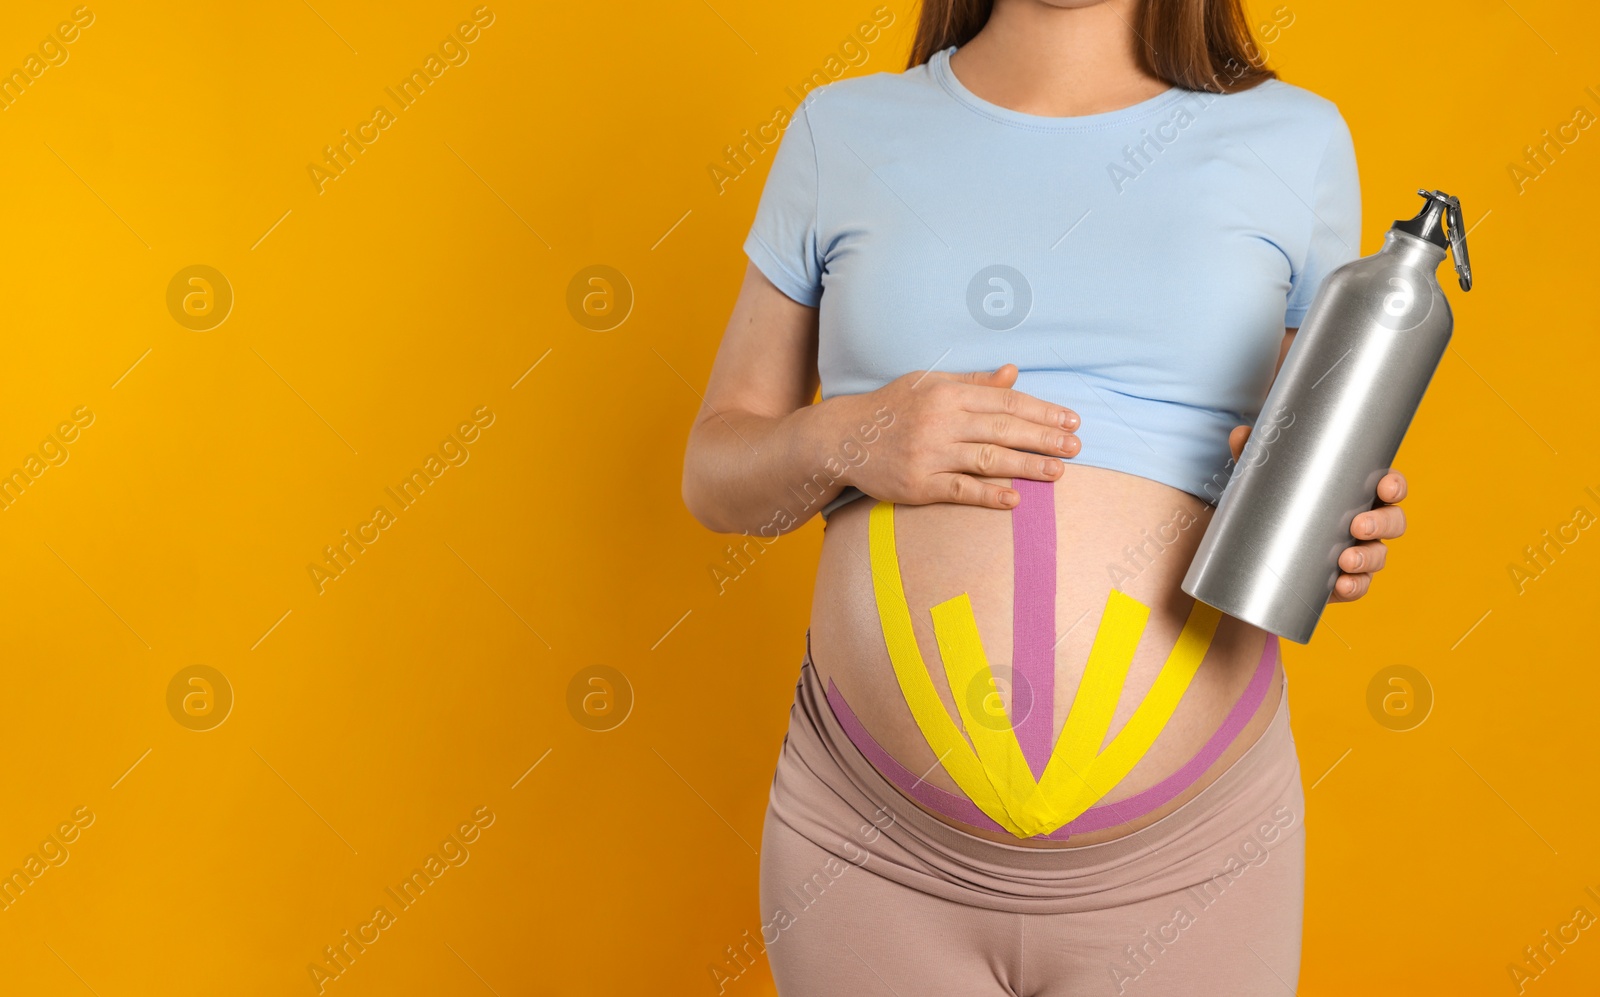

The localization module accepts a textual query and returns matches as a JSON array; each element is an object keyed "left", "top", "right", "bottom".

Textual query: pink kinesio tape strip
[
  {"left": 824, "top": 634, "right": 1279, "bottom": 840},
  {"left": 1010, "top": 477, "right": 1058, "bottom": 780}
]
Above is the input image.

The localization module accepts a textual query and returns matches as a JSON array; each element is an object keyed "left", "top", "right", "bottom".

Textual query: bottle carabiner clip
[{"left": 1419, "top": 188, "right": 1473, "bottom": 291}]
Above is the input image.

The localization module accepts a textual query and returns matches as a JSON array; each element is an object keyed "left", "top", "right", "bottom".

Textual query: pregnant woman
[{"left": 682, "top": 1, "right": 1407, "bottom": 993}]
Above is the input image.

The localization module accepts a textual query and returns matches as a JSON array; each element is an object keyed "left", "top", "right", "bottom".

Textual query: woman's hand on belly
[{"left": 840, "top": 363, "right": 1081, "bottom": 510}]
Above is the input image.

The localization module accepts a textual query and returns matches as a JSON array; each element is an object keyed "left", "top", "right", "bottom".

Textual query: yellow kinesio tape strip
[
  {"left": 867, "top": 498, "right": 1223, "bottom": 838},
  {"left": 1051, "top": 590, "right": 1150, "bottom": 782},
  {"left": 1053, "top": 598, "right": 1223, "bottom": 817},
  {"left": 1012, "top": 590, "right": 1149, "bottom": 832},
  {"left": 1021, "top": 597, "right": 1223, "bottom": 827},
  {"left": 867, "top": 501, "right": 1030, "bottom": 835},
  {"left": 929, "top": 593, "right": 1039, "bottom": 820}
]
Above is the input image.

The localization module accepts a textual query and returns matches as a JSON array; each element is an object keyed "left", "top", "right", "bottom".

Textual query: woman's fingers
[
  {"left": 956, "top": 411, "right": 1080, "bottom": 460},
  {"left": 954, "top": 380, "right": 1081, "bottom": 432},
  {"left": 1228, "top": 425, "right": 1250, "bottom": 463},
  {"left": 1377, "top": 468, "right": 1408, "bottom": 504},
  {"left": 926, "top": 472, "right": 1021, "bottom": 510},
  {"left": 952, "top": 442, "right": 1066, "bottom": 482},
  {"left": 1352, "top": 504, "right": 1406, "bottom": 540},
  {"left": 1329, "top": 571, "right": 1373, "bottom": 602},
  {"left": 939, "top": 362, "right": 1017, "bottom": 384},
  {"left": 1334, "top": 471, "right": 1405, "bottom": 601},
  {"left": 1338, "top": 540, "right": 1387, "bottom": 574}
]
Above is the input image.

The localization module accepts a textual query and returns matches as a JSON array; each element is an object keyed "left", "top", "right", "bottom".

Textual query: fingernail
[
  {"left": 1056, "top": 435, "right": 1068, "bottom": 451},
  {"left": 1043, "top": 460, "right": 1060, "bottom": 476}
]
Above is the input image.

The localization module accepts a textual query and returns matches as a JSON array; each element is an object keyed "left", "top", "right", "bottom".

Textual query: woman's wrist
[
  {"left": 687, "top": 393, "right": 869, "bottom": 536},
  {"left": 799, "top": 392, "right": 871, "bottom": 490}
]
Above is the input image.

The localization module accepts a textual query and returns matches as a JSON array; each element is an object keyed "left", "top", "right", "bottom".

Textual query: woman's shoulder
[
  {"left": 793, "top": 61, "right": 943, "bottom": 125},
  {"left": 1214, "top": 76, "right": 1349, "bottom": 135},
  {"left": 1190, "top": 76, "right": 1353, "bottom": 173}
]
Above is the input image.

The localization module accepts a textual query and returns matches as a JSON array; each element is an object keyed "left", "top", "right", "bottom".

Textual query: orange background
[{"left": 0, "top": 0, "right": 1597, "bottom": 993}]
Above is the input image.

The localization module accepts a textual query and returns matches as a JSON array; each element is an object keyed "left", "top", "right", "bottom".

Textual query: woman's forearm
[{"left": 682, "top": 393, "right": 870, "bottom": 537}]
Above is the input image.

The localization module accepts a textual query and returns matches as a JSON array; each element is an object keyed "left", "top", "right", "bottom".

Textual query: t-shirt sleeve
[
  {"left": 742, "top": 99, "right": 824, "bottom": 308},
  {"left": 1284, "top": 113, "right": 1361, "bottom": 328}
]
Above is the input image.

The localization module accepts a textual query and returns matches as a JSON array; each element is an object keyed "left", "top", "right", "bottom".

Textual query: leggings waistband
[{"left": 765, "top": 632, "right": 1304, "bottom": 914}]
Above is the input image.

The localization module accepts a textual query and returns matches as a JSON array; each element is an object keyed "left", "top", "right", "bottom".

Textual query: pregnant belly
[{"left": 807, "top": 462, "right": 1285, "bottom": 848}]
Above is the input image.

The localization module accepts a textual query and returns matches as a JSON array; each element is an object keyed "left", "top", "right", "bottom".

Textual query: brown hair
[{"left": 907, "top": 0, "right": 1274, "bottom": 95}]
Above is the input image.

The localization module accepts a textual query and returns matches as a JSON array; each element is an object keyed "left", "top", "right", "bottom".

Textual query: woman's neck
[{"left": 948, "top": 0, "right": 1171, "bottom": 117}]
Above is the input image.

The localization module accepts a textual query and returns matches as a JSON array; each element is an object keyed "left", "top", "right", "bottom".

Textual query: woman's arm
[
  {"left": 681, "top": 263, "right": 852, "bottom": 536},
  {"left": 682, "top": 264, "right": 1083, "bottom": 536}
]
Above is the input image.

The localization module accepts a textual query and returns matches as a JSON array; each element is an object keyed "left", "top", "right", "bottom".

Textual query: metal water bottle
[{"left": 1180, "top": 189, "right": 1474, "bottom": 644}]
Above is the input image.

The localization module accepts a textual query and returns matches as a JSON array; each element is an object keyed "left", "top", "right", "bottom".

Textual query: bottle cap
[{"left": 1391, "top": 189, "right": 1473, "bottom": 291}]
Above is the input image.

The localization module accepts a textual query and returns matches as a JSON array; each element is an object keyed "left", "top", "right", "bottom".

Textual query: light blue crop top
[{"left": 742, "top": 45, "right": 1362, "bottom": 521}]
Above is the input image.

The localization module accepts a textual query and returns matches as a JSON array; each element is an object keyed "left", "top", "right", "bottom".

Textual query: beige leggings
[{"left": 754, "top": 637, "right": 1307, "bottom": 997}]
